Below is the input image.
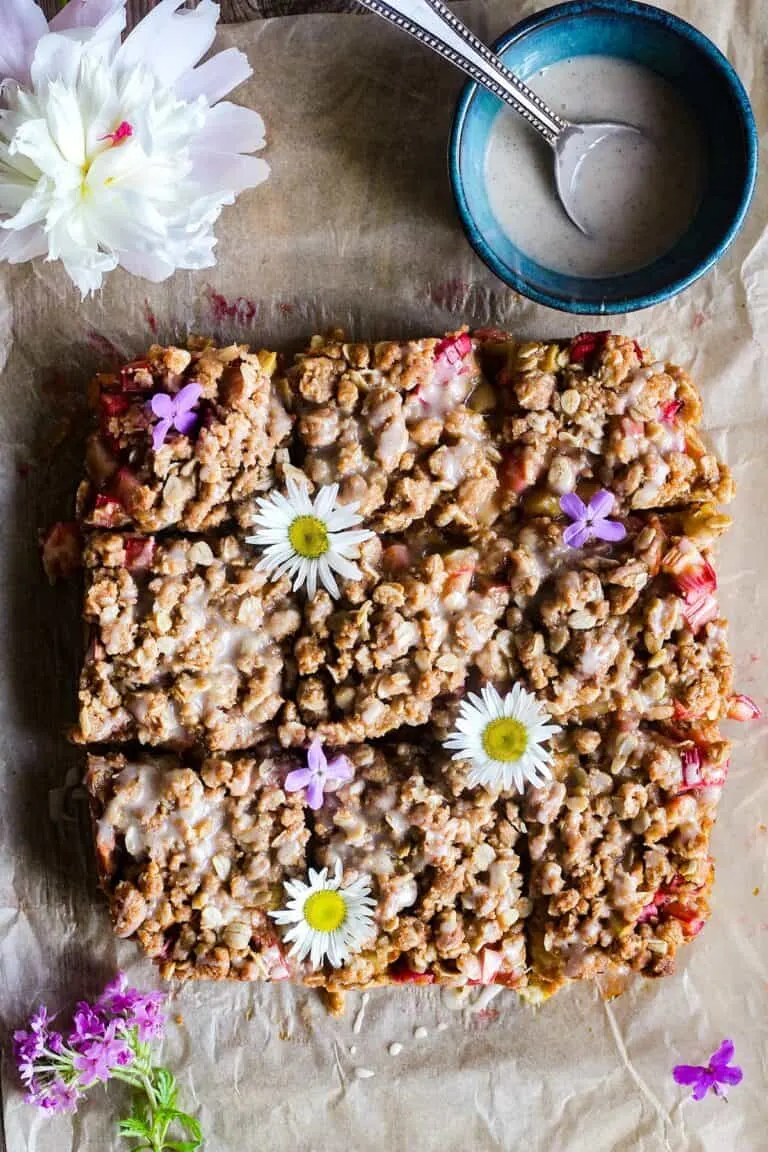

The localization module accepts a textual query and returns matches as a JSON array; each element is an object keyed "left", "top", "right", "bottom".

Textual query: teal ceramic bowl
[{"left": 449, "top": 0, "right": 758, "bottom": 314}]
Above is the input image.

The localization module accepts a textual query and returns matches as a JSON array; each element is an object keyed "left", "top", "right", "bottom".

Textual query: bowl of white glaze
[{"left": 449, "top": 0, "right": 758, "bottom": 314}]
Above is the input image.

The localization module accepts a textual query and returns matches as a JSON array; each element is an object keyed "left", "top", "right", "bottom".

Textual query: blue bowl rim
[{"left": 448, "top": 0, "right": 759, "bottom": 315}]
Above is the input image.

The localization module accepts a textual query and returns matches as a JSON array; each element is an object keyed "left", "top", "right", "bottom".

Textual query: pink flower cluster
[{"left": 13, "top": 974, "right": 166, "bottom": 1114}]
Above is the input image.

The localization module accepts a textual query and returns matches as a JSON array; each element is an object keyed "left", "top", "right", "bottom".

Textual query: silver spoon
[{"left": 357, "top": 0, "right": 641, "bottom": 235}]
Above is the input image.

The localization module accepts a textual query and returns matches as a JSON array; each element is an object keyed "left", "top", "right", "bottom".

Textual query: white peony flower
[{"left": 0, "top": 0, "right": 270, "bottom": 295}]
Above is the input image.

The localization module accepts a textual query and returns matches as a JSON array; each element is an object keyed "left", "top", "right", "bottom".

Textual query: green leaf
[
  {"left": 118, "top": 1117, "right": 152, "bottom": 1140},
  {"left": 164, "top": 1142, "right": 202, "bottom": 1152},
  {"left": 153, "top": 1066, "right": 178, "bottom": 1110}
]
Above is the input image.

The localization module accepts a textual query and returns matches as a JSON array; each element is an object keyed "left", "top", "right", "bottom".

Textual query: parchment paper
[{"left": 1, "top": 3, "right": 767, "bottom": 1149}]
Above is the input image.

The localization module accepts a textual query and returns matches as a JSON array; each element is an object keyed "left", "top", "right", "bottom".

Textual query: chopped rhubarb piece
[
  {"left": 91, "top": 493, "right": 125, "bottom": 527},
  {"left": 682, "top": 592, "right": 719, "bottom": 633},
  {"left": 637, "top": 900, "right": 659, "bottom": 924},
  {"left": 498, "top": 448, "right": 533, "bottom": 495},
  {"left": 660, "top": 399, "right": 682, "bottom": 423},
  {"left": 99, "top": 392, "right": 130, "bottom": 423},
  {"left": 681, "top": 747, "right": 702, "bottom": 788},
  {"left": 676, "top": 558, "right": 717, "bottom": 601},
  {"left": 262, "top": 944, "right": 290, "bottom": 981},
  {"left": 569, "top": 331, "right": 609, "bottom": 365},
  {"left": 472, "top": 327, "right": 509, "bottom": 343},
  {"left": 434, "top": 332, "right": 472, "bottom": 365},
  {"left": 388, "top": 958, "right": 435, "bottom": 984},
  {"left": 727, "top": 694, "right": 762, "bottom": 721},
  {"left": 661, "top": 900, "right": 701, "bottom": 925},
  {"left": 621, "top": 416, "right": 644, "bottom": 438},
  {"left": 123, "top": 537, "right": 155, "bottom": 570},
  {"left": 632, "top": 340, "right": 644, "bottom": 362},
  {"left": 673, "top": 700, "right": 694, "bottom": 723},
  {"left": 108, "top": 467, "right": 141, "bottom": 509},
  {"left": 41, "top": 521, "right": 82, "bottom": 583}
]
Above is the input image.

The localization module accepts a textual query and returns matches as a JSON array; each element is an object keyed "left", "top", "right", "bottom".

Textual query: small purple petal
[
  {"left": 563, "top": 522, "right": 590, "bottom": 549},
  {"left": 588, "top": 489, "right": 616, "bottom": 520},
  {"left": 715, "top": 1065, "right": 743, "bottom": 1087},
  {"left": 559, "top": 492, "right": 586, "bottom": 521},
  {"left": 673, "top": 1064, "right": 707, "bottom": 1086},
  {"left": 307, "top": 739, "right": 327, "bottom": 775},
  {"left": 692, "top": 1074, "right": 714, "bottom": 1101},
  {"left": 326, "top": 755, "right": 354, "bottom": 783},
  {"left": 709, "top": 1039, "right": 735, "bottom": 1070},
  {"left": 173, "top": 409, "right": 198, "bottom": 437},
  {"left": 152, "top": 418, "right": 171, "bottom": 452},
  {"left": 174, "top": 382, "right": 203, "bottom": 414},
  {"left": 306, "top": 777, "right": 325, "bottom": 810},
  {"left": 284, "top": 768, "right": 313, "bottom": 792},
  {"left": 149, "top": 393, "right": 174, "bottom": 420},
  {"left": 590, "top": 518, "right": 627, "bottom": 543}
]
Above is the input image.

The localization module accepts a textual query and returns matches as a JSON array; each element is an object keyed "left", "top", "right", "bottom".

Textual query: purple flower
[
  {"left": 96, "top": 971, "right": 139, "bottom": 1014},
  {"left": 35, "top": 1079, "right": 79, "bottom": 1115},
  {"left": 29, "top": 1006, "right": 52, "bottom": 1034},
  {"left": 560, "top": 490, "right": 627, "bottom": 549},
  {"left": 674, "top": 1039, "right": 743, "bottom": 1101},
  {"left": 72, "top": 1019, "right": 133, "bottom": 1088},
  {"left": 96, "top": 973, "right": 166, "bottom": 1041},
  {"left": 128, "top": 994, "right": 167, "bottom": 1042},
  {"left": 284, "top": 738, "right": 354, "bottom": 810},
  {"left": 70, "top": 1002, "right": 107, "bottom": 1044},
  {"left": 149, "top": 382, "right": 202, "bottom": 451},
  {"left": 13, "top": 1028, "right": 45, "bottom": 1067}
]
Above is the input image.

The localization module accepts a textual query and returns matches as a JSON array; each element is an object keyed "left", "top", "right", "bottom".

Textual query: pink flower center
[{"left": 101, "top": 121, "right": 133, "bottom": 147}]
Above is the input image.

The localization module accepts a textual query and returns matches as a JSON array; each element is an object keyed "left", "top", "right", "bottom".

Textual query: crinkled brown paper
[{"left": 1, "top": 2, "right": 767, "bottom": 1149}]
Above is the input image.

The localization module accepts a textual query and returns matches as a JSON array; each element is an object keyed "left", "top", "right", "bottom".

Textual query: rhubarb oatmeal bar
[
  {"left": 480, "top": 331, "right": 733, "bottom": 516},
  {"left": 75, "top": 533, "right": 301, "bottom": 749},
  {"left": 523, "top": 720, "right": 728, "bottom": 996},
  {"left": 86, "top": 745, "right": 529, "bottom": 992},
  {"left": 77, "top": 341, "right": 292, "bottom": 533},
  {"left": 236, "top": 330, "right": 502, "bottom": 536},
  {"left": 71, "top": 328, "right": 753, "bottom": 1007}
]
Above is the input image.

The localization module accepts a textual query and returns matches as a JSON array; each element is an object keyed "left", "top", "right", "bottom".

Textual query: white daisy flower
[
  {"left": 269, "top": 859, "right": 376, "bottom": 970},
  {"left": 444, "top": 682, "right": 561, "bottom": 794},
  {"left": 245, "top": 478, "right": 375, "bottom": 600}
]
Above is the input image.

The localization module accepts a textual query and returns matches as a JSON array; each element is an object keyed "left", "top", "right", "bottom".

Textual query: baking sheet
[{"left": 1, "top": 2, "right": 767, "bottom": 1149}]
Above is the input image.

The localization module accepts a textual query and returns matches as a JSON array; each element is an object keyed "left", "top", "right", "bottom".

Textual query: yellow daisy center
[
  {"left": 288, "top": 515, "right": 330, "bottom": 559},
  {"left": 482, "top": 717, "right": 528, "bottom": 762},
  {"left": 304, "top": 890, "right": 347, "bottom": 933}
]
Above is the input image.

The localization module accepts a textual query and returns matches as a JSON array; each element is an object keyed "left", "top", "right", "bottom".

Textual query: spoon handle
[{"left": 357, "top": 0, "right": 567, "bottom": 143}]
